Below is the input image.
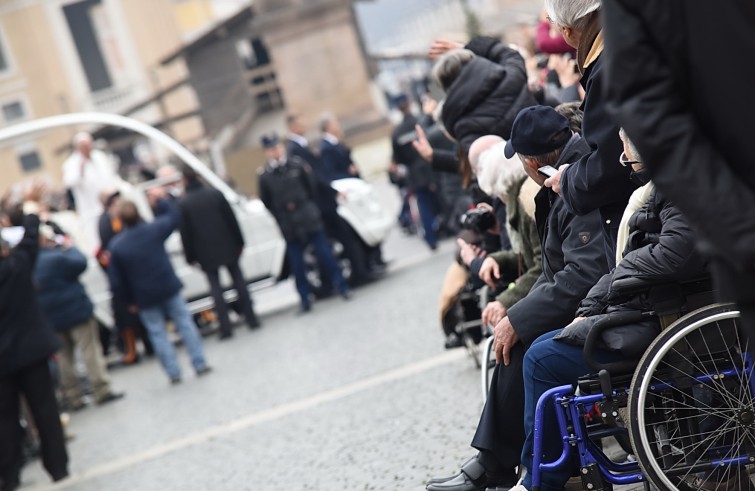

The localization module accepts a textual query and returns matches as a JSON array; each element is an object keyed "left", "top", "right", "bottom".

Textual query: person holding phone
[{"left": 426, "top": 106, "right": 607, "bottom": 491}]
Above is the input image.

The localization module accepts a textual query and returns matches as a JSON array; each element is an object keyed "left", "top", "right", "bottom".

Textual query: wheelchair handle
[{"left": 583, "top": 310, "right": 645, "bottom": 374}]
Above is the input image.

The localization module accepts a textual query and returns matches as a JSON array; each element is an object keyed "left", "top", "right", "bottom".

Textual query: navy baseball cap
[
  {"left": 260, "top": 133, "right": 280, "bottom": 149},
  {"left": 504, "top": 106, "right": 571, "bottom": 159}
]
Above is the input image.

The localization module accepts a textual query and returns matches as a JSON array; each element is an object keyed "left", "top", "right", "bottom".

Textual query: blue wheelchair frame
[{"left": 530, "top": 354, "right": 755, "bottom": 491}]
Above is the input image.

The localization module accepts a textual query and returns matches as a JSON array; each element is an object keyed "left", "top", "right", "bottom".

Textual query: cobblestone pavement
[{"left": 21, "top": 229, "right": 489, "bottom": 491}]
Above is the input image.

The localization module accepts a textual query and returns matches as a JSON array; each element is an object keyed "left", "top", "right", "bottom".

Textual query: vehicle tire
[{"left": 626, "top": 303, "right": 755, "bottom": 491}]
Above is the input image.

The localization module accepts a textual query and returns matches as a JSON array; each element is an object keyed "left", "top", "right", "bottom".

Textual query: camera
[{"left": 459, "top": 208, "right": 496, "bottom": 234}]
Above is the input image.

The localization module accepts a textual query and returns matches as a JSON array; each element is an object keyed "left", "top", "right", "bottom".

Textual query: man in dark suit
[
  {"left": 318, "top": 113, "right": 359, "bottom": 182},
  {"left": 286, "top": 115, "right": 372, "bottom": 286},
  {"left": 178, "top": 166, "right": 260, "bottom": 339},
  {"left": 259, "top": 134, "right": 351, "bottom": 313}
]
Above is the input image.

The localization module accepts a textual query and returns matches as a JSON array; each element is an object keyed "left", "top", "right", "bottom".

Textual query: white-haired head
[
  {"left": 544, "top": 0, "right": 600, "bottom": 30},
  {"left": 73, "top": 132, "right": 93, "bottom": 146},
  {"left": 468, "top": 135, "right": 505, "bottom": 174},
  {"left": 476, "top": 141, "right": 527, "bottom": 199}
]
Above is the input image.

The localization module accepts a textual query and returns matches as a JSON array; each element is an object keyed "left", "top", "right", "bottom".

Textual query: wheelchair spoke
[
  {"left": 664, "top": 346, "right": 742, "bottom": 410},
  {"left": 654, "top": 419, "right": 736, "bottom": 464},
  {"left": 685, "top": 334, "right": 743, "bottom": 410},
  {"left": 672, "top": 420, "right": 740, "bottom": 484},
  {"left": 650, "top": 381, "right": 741, "bottom": 422}
]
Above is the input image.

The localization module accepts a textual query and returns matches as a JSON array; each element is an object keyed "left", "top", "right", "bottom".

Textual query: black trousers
[
  {"left": 205, "top": 261, "right": 257, "bottom": 336},
  {"left": 712, "top": 259, "right": 755, "bottom": 353},
  {"left": 0, "top": 360, "right": 68, "bottom": 486},
  {"left": 321, "top": 210, "right": 368, "bottom": 284},
  {"left": 470, "top": 343, "right": 526, "bottom": 472}
]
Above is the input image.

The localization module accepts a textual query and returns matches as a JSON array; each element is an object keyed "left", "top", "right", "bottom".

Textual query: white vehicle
[{"left": 2, "top": 113, "right": 391, "bottom": 326}]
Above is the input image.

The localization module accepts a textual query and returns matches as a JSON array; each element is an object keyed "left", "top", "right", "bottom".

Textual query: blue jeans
[
  {"left": 521, "top": 329, "right": 623, "bottom": 491},
  {"left": 287, "top": 229, "right": 348, "bottom": 307},
  {"left": 415, "top": 188, "right": 438, "bottom": 249},
  {"left": 138, "top": 292, "right": 208, "bottom": 380}
]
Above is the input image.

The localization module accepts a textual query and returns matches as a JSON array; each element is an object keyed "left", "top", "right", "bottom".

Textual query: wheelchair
[{"left": 529, "top": 278, "right": 755, "bottom": 491}]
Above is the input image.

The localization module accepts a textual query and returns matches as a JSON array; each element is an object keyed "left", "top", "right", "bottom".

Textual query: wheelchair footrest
[{"left": 580, "top": 463, "right": 613, "bottom": 491}]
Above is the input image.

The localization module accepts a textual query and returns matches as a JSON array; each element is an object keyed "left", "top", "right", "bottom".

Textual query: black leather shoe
[
  {"left": 427, "top": 456, "right": 479, "bottom": 486},
  {"left": 427, "top": 457, "right": 488, "bottom": 491}
]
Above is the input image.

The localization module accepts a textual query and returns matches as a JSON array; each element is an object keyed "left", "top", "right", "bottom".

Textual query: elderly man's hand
[
  {"left": 493, "top": 316, "right": 520, "bottom": 365},
  {"left": 544, "top": 163, "right": 569, "bottom": 195},
  {"left": 428, "top": 39, "right": 464, "bottom": 60},
  {"left": 482, "top": 301, "right": 507, "bottom": 330},
  {"left": 479, "top": 256, "right": 501, "bottom": 288},
  {"left": 412, "top": 125, "right": 434, "bottom": 162}
]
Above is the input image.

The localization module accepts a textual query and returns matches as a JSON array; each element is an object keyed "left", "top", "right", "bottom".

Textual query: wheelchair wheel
[{"left": 627, "top": 303, "right": 755, "bottom": 490}]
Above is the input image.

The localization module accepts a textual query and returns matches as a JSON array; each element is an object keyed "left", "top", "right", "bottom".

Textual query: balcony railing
[{"left": 90, "top": 83, "right": 145, "bottom": 114}]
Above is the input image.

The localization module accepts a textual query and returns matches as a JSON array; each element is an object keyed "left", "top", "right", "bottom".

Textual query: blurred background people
[
  {"left": 62, "top": 132, "right": 121, "bottom": 254},
  {"left": 286, "top": 114, "right": 379, "bottom": 287},
  {"left": 319, "top": 113, "right": 359, "bottom": 181},
  {"left": 391, "top": 94, "right": 440, "bottom": 250},
  {"left": 97, "top": 191, "right": 153, "bottom": 365},
  {"left": 34, "top": 225, "right": 124, "bottom": 411},
  {"left": 0, "top": 183, "right": 68, "bottom": 490},
  {"left": 108, "top": 191, "right": 211, "bottom": 384},
  {"left": 179, "top": 165, "right": 260, "bottom": 340},
  {"left": 258, "top": 134, "right": 351, "bottom": 313}
]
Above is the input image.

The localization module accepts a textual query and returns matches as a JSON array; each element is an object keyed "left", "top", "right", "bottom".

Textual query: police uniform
[{"left": 258, "top": 136, "right": 349, "bottom": 310}]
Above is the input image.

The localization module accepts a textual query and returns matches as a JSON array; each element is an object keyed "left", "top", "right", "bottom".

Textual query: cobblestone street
[{"left": 22, "top": 230, "right": 486, "bottom": 491}]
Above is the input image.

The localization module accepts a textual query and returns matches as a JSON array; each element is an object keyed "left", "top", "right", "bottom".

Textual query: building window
[
  {"left": 19, "top": 150, "right": 42, "bottom": 173},
  {"left": 2, "top": 101, "right": 25, "bottom": 123}
]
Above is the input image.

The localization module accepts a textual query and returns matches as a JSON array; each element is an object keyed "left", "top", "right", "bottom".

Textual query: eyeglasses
[{"left": 619, "top": 151, "right": 640, "bottom": 167}]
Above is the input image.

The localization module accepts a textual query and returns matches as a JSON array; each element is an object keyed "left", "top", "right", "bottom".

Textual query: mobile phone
[{"left": 537, "top": 165, "right": 558, "bottom": 178}]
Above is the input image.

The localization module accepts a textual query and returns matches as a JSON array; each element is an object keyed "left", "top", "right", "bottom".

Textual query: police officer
[{"left": 258, "top": 134, "right": 351, "bottom": 313}]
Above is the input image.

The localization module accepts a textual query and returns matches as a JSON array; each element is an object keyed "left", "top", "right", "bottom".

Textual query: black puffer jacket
[
  {"left": 441, "top": 36, "right": 536, "bottom": 152},
  {"left": 554, "top": 188, "right": 709, "bottom": 356},
  {"left": 0, "top": 213, "right": 60, "bottom": 375}
]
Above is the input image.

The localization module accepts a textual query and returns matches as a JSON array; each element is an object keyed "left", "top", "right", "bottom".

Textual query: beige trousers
[{"left": 57, "top": 318, "right": 112, "bottom": 405}]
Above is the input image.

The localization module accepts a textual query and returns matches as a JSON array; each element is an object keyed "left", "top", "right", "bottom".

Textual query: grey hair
[
  {"left": 520, "top": 148, "right": 563, "bottom": 168},
  {"left": 432, "top": 49, "right": 475, "bottom": 92},
  {"left": 318, "top": 112, "right": 335, "bottom": 133},
  {"left": 619, "top": 128, "right": 643, "bottom": 162},
  {"left": 544, "top": 0, "right": 601, "bottom": 30}
]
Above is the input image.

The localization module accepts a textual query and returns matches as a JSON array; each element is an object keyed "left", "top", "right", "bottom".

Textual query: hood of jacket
[{"left": 442, "top": 56, "right": 533, "bottom": 152}]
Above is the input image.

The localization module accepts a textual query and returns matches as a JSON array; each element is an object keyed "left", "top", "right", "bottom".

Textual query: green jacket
[{"left": 490, "top": 176, "right": 543, "bottom": 309}]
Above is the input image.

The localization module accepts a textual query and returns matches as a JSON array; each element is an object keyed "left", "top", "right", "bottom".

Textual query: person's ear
[{"left": 523, "top": 157, "right": 539, "bottom": 172}]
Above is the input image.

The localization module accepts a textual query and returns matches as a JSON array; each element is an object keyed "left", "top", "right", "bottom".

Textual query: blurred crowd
[{"left": 2, "top": 0, "right": 754, "bottom": 490}]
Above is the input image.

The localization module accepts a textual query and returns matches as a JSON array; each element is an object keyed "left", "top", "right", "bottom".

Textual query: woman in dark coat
[
  {"left": 0, "top": 187, "right": 69, "bottom": 490},
  {"left": 431, "top": 36, "right": 537, "bottom": 153}
]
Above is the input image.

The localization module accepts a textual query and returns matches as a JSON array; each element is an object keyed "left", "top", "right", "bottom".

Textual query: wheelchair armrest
[
  {"left": 611, "top": 276, "right": 713, "bottom": 296},
  {"left": 610, "top": 277, "right": 660, "bottom": 296},
  {"left": 583, "top": 310, "right": 645, "bottom": 374}
]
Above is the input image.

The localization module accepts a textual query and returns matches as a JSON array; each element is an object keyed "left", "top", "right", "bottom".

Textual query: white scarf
[{"left": 615, "top": 182, "right": 655, "bottom": 266}]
